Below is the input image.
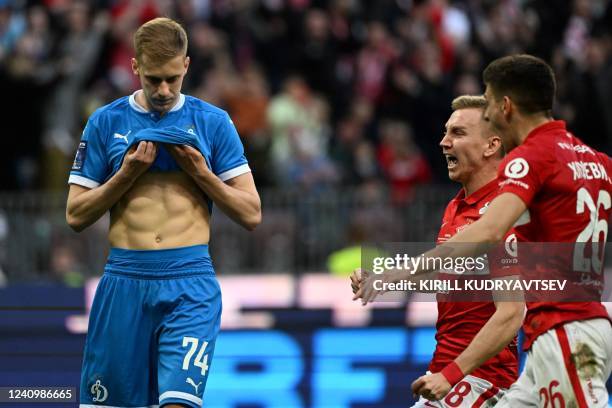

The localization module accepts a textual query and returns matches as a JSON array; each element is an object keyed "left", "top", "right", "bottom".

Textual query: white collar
[{"left": 128, "top": 90, "right": 186, "bottom": 113}]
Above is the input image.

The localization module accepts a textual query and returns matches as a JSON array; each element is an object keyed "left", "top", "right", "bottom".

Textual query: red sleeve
[{"left": 497, "top": 146, "right": 552, "bottom": 207}]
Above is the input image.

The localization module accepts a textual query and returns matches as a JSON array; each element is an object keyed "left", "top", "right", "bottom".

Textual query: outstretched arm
[{"left": 355, "top": 193, "right": 528, "bottom": 303}]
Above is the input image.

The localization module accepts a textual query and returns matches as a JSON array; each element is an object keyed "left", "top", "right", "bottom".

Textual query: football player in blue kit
[{"left": 66, "top": 17, "right": 261, "bottom": 408}]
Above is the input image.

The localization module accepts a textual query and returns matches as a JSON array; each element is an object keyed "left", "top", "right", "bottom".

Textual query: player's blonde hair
[
  {"left": 134, "top": 17, "right": 188, "bottom": 65},
  {"left": 451, "top": 95, "right": 487, "bottom": 111}
]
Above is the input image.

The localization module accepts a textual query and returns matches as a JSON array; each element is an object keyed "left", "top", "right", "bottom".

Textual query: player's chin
[{"left": 447, "top": 169, "right": 461, "bottom": 182}]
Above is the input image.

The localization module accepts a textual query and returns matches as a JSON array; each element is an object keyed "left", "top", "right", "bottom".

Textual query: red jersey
[
  {"left": 431, "top": 178, "right": 518, "bottom": 389},
  {"left": 496, "top": 120, "right": 611, "bottom": 350}
]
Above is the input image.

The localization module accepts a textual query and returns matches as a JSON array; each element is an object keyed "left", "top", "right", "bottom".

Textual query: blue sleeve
[
  {"left": 68, "top": 117, "right": 110, "bottom": 188},
  {"left": 211, "top": 112, "right": 250, "bottom": 181}
]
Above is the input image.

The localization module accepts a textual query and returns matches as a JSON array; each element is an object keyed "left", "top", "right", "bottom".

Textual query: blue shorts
[{"left": 80, "top": 245, "right": 222, "bottom": 408}]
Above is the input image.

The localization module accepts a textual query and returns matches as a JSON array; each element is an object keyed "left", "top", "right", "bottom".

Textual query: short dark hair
[{"left": 483, "top": 54, "right": 556, "bottom": 115}]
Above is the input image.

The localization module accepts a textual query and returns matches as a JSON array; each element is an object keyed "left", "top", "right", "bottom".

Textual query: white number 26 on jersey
[
  {"left": 182, "top": 337, "right": 209, "bottom": 375},
  {"left": 575, "top": 188, "right": 611, "bottom": 273}
]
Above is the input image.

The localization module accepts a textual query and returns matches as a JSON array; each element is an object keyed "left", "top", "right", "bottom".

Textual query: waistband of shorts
[{"left": 104, "top": 245, "right": 214, "bottom": 278}]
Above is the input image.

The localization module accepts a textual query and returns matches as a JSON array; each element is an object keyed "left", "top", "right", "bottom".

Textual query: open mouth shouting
[{"left": 445, "top": 154, "right": 458, "bottom": 170}]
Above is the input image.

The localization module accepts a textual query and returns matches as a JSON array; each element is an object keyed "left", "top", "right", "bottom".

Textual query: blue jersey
[{"left": 68, "top": 92, "right": 250, "bottom": 195}]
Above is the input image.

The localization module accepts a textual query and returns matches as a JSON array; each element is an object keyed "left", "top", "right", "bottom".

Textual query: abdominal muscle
[{"left": 108, "top": 172, "right": 210, "bottom": 249}]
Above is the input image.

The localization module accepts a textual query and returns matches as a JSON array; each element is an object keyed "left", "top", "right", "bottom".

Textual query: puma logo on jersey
[
  {"left": 478, "top": 201, "right": 490, "bottom": 215},
  {"left": 113, "top": 130, "right": 131, "bottom": 144},
  {"left": 186, "top": 377, "right": 202, "bottom": 394}
]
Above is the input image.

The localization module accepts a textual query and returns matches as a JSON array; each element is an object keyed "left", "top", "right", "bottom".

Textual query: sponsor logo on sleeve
[
  {"left": 505, "top": 158, "right": 529, "bottom": 179},
  {"left": 72, "top": 141, "right": 87, "bottom": 170}
]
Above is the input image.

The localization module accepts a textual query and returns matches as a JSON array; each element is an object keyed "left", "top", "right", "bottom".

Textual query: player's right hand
[{"left": 121, "top": 141, "right": 157, "bottom": 178}]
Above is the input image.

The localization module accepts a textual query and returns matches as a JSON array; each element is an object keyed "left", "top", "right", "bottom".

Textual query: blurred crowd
[{"left": 1, "top": 0, "right": 612, "bottom": 203}]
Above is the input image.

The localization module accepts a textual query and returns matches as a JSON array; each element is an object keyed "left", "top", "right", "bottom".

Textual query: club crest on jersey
[
  {"left": 186, "top": 124, "right": 197, "bottom": 136},
  {"left": 505, "top": 158, "right": 529, "bottom": 179},
  {"left": 504, "top": 233, "right": 518, "bottom": 258},
  {"left": 90, "top": 379, "right": 108, "bottom": 403}
]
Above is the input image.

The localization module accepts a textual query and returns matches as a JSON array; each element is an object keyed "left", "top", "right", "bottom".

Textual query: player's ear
[
  {"left": 484, "top": 135, "right": 503, "bottom": 158},
  {"left": 184, "top": 56, "right": 190, "bottom": 73},
  {"left": 502, "top": 96, "right": 512, "bottom": 119},
  {"left": 131, "top": 58, "right": 139, "bottom": 76}
]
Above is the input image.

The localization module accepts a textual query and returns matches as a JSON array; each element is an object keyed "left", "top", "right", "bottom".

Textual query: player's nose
[
  {"left": 158, "top": 81, "right": 171, "bottom": 96},
  {"left": 439, "top": 134, "right": 452, "bottom": 149}
]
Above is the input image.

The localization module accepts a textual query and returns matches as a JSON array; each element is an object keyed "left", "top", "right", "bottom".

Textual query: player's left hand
[
  {"left": 411, "top": 372, "right": 452, "bottom": 401},
  {"left": 352, "top": 268, "right": 379, "bottom": 305},
  {"left": 352, "top": 268, "right": 402, "bottom": 305},
  {"left": 166, "top": 144, "right": 209, "bottom": 177},
  {"left": 350, "top": 268, "right": 363, "bottom": 294}
]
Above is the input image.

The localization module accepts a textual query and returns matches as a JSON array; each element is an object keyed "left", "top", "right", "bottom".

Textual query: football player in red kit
[
  {"left": 411, "top": 95, "right": 523, "bottom": 407},
  {"left": 356, "top": 55, "right": 612, "bottom": 407},
  {"left": 352, "top": 95, "right": 524, "bottom": 407}
]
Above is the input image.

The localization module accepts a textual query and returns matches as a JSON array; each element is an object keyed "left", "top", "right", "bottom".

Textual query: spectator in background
[
  {"left": 287, "top": 95, "right": 338, "bottom": 192},
  {"left": 563, "top": 0, "right": 595, "bottom": 68},
  {"left": 267, "top": 75, "right": 331, "bottom": 185},
  {"left": 42, "top": 1, "right": 108, "bottom": 190},
  {"left": 223, "top": 63, "right": 271, "bottom": 185},
  {"left": 2, "top": 5, "right": 55, "bottom": 189},
  {"left": 473, "top": 0, "right": 532, "bottom": 59},
  {"left": 296, "top": 8, "right": 336, "bottom": 96},
  {"left": 330, "top": 115, "right": 378, "bottom": 185},
  {"left": 107, "top": 0, "right": 161, "bottom": 93},
  {"left": 184, "top": 21, "right": 229, "bottom": 92},
  {"left": 49, "top": 243, "right": 84, "bottom": 287},
  {"left": 564, "top": 36, "right": 612, "bottom": 153},
  {"left": 377, "top": 120, "right": 431, "bottom": 205},
  {"left": 247, "top": 0, "right": 295, "bottom": 92},
  {"left": 354, "top": 20, "right": 398, "bottom": 104},
  {"left": 0, "top": 0, "right": 25, "bottom": 62},
  {"left": 0, "top": 0, "right": 611, "bottom": 192},
  {"left": 327, "top": 221, "right": 387, "bottom": 277}
]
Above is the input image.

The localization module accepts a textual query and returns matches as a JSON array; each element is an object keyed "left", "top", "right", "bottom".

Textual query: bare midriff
[{"left": 108, "top": 172, "right": 210, "bottom": 249}]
